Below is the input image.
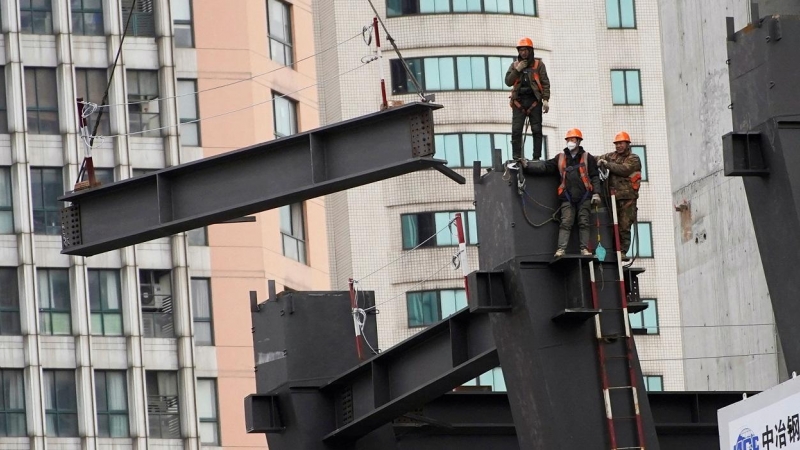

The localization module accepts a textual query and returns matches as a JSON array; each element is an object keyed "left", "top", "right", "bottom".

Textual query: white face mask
[{"left": 566, "top": 142, "right": 577, "bottom": 151}]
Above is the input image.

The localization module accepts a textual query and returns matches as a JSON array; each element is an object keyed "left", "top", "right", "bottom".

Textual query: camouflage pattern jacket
[
  {"left": 505, "top": 58, "right": 550, "bottom": 102},
  {"left": 597, "top": 149, "right": 642, "bottom": 200}
]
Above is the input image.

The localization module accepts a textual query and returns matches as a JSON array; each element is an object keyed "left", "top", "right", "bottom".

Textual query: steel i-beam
[{"left": 59, "top": 103, "right": 463, "bottom": 256}]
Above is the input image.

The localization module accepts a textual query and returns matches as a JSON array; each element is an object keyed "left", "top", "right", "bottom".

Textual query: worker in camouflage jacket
[
  {"left": 505, "top": 37, "right": 550, "bottom": 161},
  {"left": 597, "top": 132, "right": 642, "bottom": 260}
]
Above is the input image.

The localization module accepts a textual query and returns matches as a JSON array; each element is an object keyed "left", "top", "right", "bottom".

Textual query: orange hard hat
[
  {"left": 613, "top": 131, "right": 631, "bottom": 143},
  {"left": 565, "top": 128, "right": 583, "bottom": 140},
  {"left": 516, "top": 37, "right": 534, "bottom": 49}
]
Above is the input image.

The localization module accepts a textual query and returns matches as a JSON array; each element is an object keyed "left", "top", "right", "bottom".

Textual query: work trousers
[
  {"left": 557, "top": 199, "right": 592, "bottom": 251},
  {"left": 617, "top": 199, "right": 638, "bottom": 255},
  {"left": 510, "top": 97, "right": 543, "bottom": 160}
]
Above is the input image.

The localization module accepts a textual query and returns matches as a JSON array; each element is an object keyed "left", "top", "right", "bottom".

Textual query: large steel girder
[{"left": 59, "top": 103, "right": 461, "bottom": 256}]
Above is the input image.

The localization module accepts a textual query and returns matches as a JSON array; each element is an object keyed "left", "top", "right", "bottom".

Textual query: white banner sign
[{"left": 727, "top": 390, "right": 800, "bottom": 450}]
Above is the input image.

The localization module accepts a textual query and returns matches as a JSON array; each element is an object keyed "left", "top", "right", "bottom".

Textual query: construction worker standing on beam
[
  {"left": 506, "top": 37, "right": 550, "bottom": 161},
  {"left": 597, "top": 131, "right": 642, "bottom": 260},
  {"left": 524, "top": 129, "right": 602, "bottom": 258}
]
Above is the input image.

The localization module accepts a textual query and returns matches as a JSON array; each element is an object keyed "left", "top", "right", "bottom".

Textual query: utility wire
[
  {"left": 98, "top": 62, "right": 371, "bottom": 139},
  {"left": 83, "top": 30, "right": 364, "bottom": 110},
  {"left": 363, "top": 256, "right": 460, "bottom": 313}
]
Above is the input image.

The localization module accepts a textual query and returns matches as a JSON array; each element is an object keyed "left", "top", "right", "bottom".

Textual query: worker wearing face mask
[{"left": 523, "top": 128, "right": 602, "bottom": 258}]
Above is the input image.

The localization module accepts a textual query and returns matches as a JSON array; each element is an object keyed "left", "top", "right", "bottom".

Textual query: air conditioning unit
[{"left": 141, "top": 285, "right": 164, "bottom": 310}]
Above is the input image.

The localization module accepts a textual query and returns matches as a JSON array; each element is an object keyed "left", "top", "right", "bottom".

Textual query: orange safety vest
[
  {"left": 515, "top": 59, "right": 544, "bottom": 94},
  {"left": 557, "top": 152, "right": 593, "bottom": 197}
]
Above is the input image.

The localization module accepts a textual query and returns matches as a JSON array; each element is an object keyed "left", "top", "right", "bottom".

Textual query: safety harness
[
  {"left": 557, "top": 151, "right": 593, "bottom": 203},
  {"left": 510, "top": 59, "right": 544, "bottom": 114}
]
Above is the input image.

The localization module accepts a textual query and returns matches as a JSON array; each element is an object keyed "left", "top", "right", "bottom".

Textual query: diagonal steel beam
[{"left": 59, "top": 102, "right": 461, "bottom": 256}]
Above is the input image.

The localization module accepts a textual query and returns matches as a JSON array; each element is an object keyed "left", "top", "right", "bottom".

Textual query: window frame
[
  {"left": 25, "top": 68, "right": 60, "bottom": 135},
  {"left": 0, "top": 167, "right": 14, "bottom": 234},
  {"left": 0, "top": 268, "right": 21, "bottom": 335},
  {"left": 386, "top": 0, "right": 537, "bottom": 17},
  {"left": 94, "top": 370, "right": 129, "bottom": 438},
  {"left": 391, "top": 55, "right": 522, "bottom": 94},
  {"left": 20, "top": 0, "right": 54, "bottom": 34},
  {"left": 606, "top": 0, "right": 636, "bottom": 29},
  {"left": 267, "top": 0, "right": 294, "bottom": 66},
  {"left": 630, "top": 145, "right": 648, "bottom": 181},
  {"left": 197, "top": 378, "right": 220, "bottom": 445},
  {"left": 643, "top": 375, "right": 663, "bottom": 391},
  {"left": 145, "top": 371, "right": 180, "bottom": 439},
  {"left": 434, "top": 132, "right": 548, "bottom": 167},
  {"left": 626, "top": 221, "right": 654, "bottom": 259},
  {"left": 0, "top": 67, "right": 8, "bottom": 134},
  {"left": 187, "top": 227, "right": 208, "bottom": 246},
  {"left": 37, "top": 268, "right": 72, "bottom": 336},
  {"left": 0, "top": 369, "right": 26, "bottom": 437},
  {"left": 126, "top": 69, "right": 161, "bottom": 137},
  {"left": 406, "top": 288, "right": 467, "bottom": 327},
  {"left": 279, "top": 202, "right": 307, "bottom": 264},
  {"left": 71, "top": 0, "right": 104, "bottom": 36},
  {"left": 611, "top": 69, "right": 643, "bottom": 106},
  {"left": 75, "top": 68, "right": 110, "bottom": 135},
  {"left": 139, "top": 269, "right": 175, "bottom": 338},
  {"left": 191, "top": 278, "right": 214, "bottom": 346},
  {"left": 401, "top": 210, "right": 479, "bottom": 250},
  {"left": 30, "top": 167, "right": 64, "bottom": 235},
  {"left": 272, "top": 91, "right": 298, "bottom": 138},
  {"left": 121, "top": 0, "right": 156, "bottom": 37},
  {"left": 43, "top": 370, "right": 78, "bottom": 437},
  {"left": 88, "top": 269, "right": 123, "bottom": 336},
  {"left": 172, "top": 0, "right": 195, "bottom": 48},
  {"left": 177, "top": 79, "right": 200, "bottom": 146},
  {"left": 629, "top": 298, "right": 659, "bottom": 335}
]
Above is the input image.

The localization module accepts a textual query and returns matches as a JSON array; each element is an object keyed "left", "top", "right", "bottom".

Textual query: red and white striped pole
[
  {"left": 454, "top": 213, "right": 470, "bottom": 298},
  {"left": 373, "top": 17, "right": 388, "bottom": 110},
  {"left": 348, "top": 278, "right": 365, "bottom": 361}
]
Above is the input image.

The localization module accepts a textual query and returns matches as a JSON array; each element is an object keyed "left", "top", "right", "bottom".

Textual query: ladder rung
[
  {"left": 615, "top": 447, "right": 644, "bottom": 450},
  {"left": 612, "top": 416, "right": 639, "bottom": 420},
  {"left": 607, "top": 386, "right": 634, "bottom": 390},
  {"left": 600, "top": 334, "right": 628, "bottom": 340}
]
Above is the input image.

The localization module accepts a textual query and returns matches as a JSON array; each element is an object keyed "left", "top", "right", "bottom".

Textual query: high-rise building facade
[
  {"left": 0, "top": 0, "right": 323, "bottom": 448},
  {"left": 315, "top": 0, "right": 683, "bottom": 391}
]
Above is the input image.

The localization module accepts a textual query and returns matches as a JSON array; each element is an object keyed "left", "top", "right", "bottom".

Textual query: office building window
[
  {"left": 401, "top": 211, "right": 477, "bottom": 249},
  {"left": 187, "top": 227, "right": 208, "bottom": 245},
  {"left": 94, "top": 168, "right": 114, "bottom": 185},
  {"left": 177, "top": 80, "right": 199, "bottom": 146},
  {"left": 121, "top": 0, "right": 155, "bottom": 37},
  {"left": 197, "top": 379, "right": 219, "bottom": 445},
  {"left": 407, "top": 289, "right": 466, "bottom": 327},
  {"left": 279, "top": 202, "right": 306, "bottom": 264},
  {"left": 267, "top": 0, "right": 293, "bottom": 66},
  {"left": 387, "top": 0, "right": 536, "bottom": 16},
  {"left": 31, "top": 167, "right": 63, "bottom": 235},
  {"left": 88, "top": 270, "right": 122, "bottom": 336},
  {"left": 0, "top": 68, "right": 8, "bottom": 134},
  {"left": 643, "top": 375, "right": 663, "bottom": 391},
  {"left": 0, "top": 269, "right": 21, "bottom": 335},
  {"left": 43, "top": 370, "right": 78, "bottom": 437},
  {"left": 127, "top": 70, "right": 161, "bottom": 136},
  {"left": 25, "top": 68, "right": 59, "bottom": 134},
  {"left": 145, "top": 371, "right": 180, "bottom": 438},
  {"left": 0, "top": 369, "right": 26, "bottom": 436},
  {"left": 434, "top": 133, "right": 548, "bottom": 167},
  {"left": 38, "top": 269, "right": 71, "bottom": 335},
  {"left": 76, "top": 69, "right": 110, "bottom": 135},
  {"left": 140, "top": 269, "right": 174, "bottom": 338},
  {"left": 95, "top": 371, "right": 129, "bottom": 437},
  {"left": 631, "top": 145, "right": 647, "bottom": 181},
  {"left": 391, "top": 55, "right": 515, "bottom": 94},
  {"left": 273, "top": 92, "right": 297, "bottom": 138},
  {"left": 172, "top": 0, "right": 194, "bottom": 47},
  {"left": 607, "top": 0, "right": 635, "bottom": 28},
  {"left": 626, "top": 222, "right": 653, "bottom": 259},
  {"left": 0, "top": 168, "right": 13, "bottom": 234},
  {"left": 20, "top": 0, "right": 53, "bottom": 34},
  {"left": 191, "top": 278, "right": 214, "bottom": 346},
  {"left": 611, "top": 69, "right": 642, "bottom": 105},
  {"left": 463, "top": 367, "right": 506, "bottom": 391},
  {"left": 629, "top": 298, "right": 658, "bottom": 335},
  {"left": 72, "top": 0, "right": 104, "bottom": 35}
]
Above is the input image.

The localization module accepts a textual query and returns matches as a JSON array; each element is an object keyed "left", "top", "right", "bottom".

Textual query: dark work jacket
[{"left": 524, "top": 147, "right": 602, "bottom": 202}]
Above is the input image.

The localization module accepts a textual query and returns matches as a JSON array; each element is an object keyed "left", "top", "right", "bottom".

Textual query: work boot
[
  {"left": 554, "top": 248, "right": 565, "bottom": 258},
  {"left": 621, "top": 254, "right": 630, "bottom": 262},
  {"left": 581, "top": 248, "right": 592, "bottom": 256}
]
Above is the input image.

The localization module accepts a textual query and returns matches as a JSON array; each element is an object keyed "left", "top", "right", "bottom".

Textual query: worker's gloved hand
[
  {"left": 598, "top": 159, "right": 607, "bottom": 168},
  {"left": 515, "top": 60, "right": 527, "bottom": 71},
  {"left": 591, "top": 194, "right": 601, "bottom": 206},
  {"left": 542, "top": 100, "right": 549, "bottom": 114}
]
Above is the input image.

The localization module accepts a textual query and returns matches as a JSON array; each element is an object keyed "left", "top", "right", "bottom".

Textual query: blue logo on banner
[{"left": 734, "top": 428, "right": 760, "bottom": 450}]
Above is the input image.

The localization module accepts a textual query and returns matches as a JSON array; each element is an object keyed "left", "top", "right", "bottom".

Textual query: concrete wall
[{"left": 657, "top": 0, "right": 785, "bottom": 390}]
